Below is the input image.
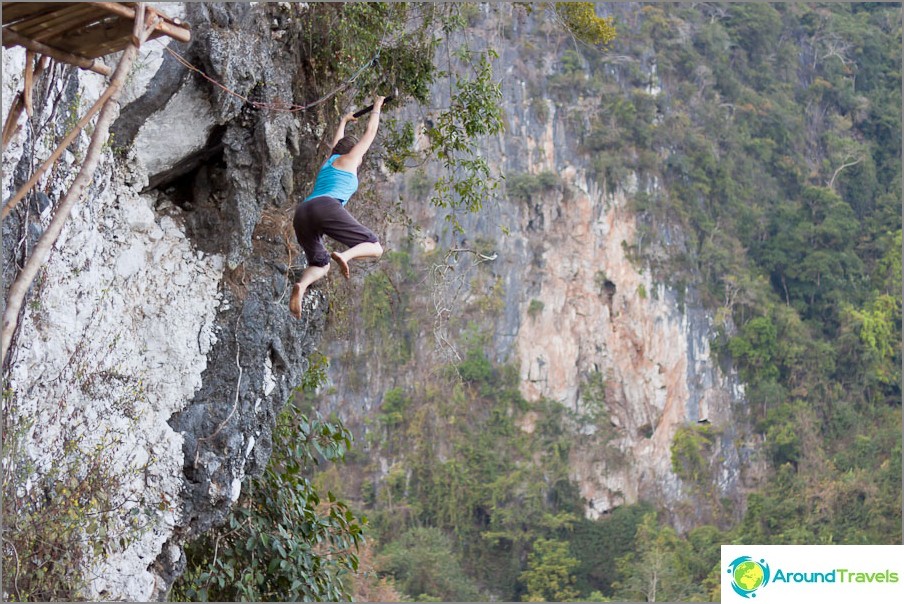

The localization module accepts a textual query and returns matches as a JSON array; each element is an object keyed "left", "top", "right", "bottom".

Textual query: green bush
[
  {"left": 519, "top": 538, "right": 580, "bottom": 602},
  {"left": 457, "top": 347, "right": 494, "bottom": 384},
  {"left": 172, "top": 401, "right": 364, "bottom": 602},
  {"left": 379, "top": 387, "right": 411, "bottom": 427},
  {"left": 506, "top": 171, "right": 561, "bottom": 202},
  {"left": 670, "top": 424, "right": 717, "bottom": 483}
]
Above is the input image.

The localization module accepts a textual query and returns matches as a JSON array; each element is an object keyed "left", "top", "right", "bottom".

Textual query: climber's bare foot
[
  {"left": 289, "top": 283, "right": 305, "bottom": 319},
  {"left": 331, "top": 251, "right": 350, "bottom": 279}
]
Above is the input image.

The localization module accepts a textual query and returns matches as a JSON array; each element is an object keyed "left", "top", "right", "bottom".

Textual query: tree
[
  {"left": 519, "top": 538, "right": 581, "bottom": 602},
  {"left": 554, "top": 2, "right": 617, "bottom": 48},
  {"left": 613, "top": 513, "right": 704, "bottom": 602},
  {"left": 378, "top": 526, "right": 481, "bottom": 601}
]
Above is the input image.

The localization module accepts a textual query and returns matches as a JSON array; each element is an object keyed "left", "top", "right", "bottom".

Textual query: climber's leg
[
  {"left": 289, "top": 263, "right": 329, "bottom": 319},
  {"left": 331, "top": 241, "right": 383, "bottom": 279}
]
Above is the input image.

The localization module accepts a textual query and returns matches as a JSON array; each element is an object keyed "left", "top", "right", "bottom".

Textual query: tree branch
[{"left": 827, "top": 156, "right": 864, "bottom": 190}]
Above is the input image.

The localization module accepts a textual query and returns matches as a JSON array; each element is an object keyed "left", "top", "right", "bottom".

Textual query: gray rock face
[
  {"left": 2, "top": 3, "right": 327, "bottom": 599},
  {"left": 164, "top": 253, "right": 327, "bottom": 560}
]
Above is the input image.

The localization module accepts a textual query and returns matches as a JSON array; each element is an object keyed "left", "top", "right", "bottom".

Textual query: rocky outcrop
[{"left": 2, "top": 3, "right": 324, "bottom": 599}]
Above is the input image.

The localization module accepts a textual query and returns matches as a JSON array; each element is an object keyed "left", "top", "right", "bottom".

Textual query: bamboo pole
[
  {"left": 1, "top": 5, "right": 159, "bottom": 364},
  {"left": 1, "top": 86, "right": 114, "bottom": 220},
  {"left": 23, "top": 50, "right": 35, "bottom": 117},
  {"left": 91, "top": 2, "right": 191, "bottom": 43},
  {"left": 2, "top": 56, "right": 49, "bottom": 150},
  {"left": 0, "top": 29, "right": 112, "bottom": 76}
]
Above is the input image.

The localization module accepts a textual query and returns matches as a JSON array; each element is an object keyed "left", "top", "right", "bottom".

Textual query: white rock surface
[{"left": 2, "top": 14, "right": 228, "bottom": 598}]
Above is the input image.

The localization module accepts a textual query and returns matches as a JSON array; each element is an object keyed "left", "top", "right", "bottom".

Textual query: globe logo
[{"left": 727, "top": 556, "right": 771, "bottom": 598}]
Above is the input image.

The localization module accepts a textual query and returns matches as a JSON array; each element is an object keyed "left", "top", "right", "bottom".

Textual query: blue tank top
[{"left": 303, "top": 155, "right": 358, "bottom": 205}]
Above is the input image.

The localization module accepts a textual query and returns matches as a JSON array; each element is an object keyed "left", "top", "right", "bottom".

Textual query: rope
[{"left": 157, "top": 40, "right": 382, "bottom": 114}]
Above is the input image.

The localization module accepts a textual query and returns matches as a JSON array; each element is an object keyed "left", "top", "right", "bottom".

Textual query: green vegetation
[
  {"left": 573, "top": 1, "right": 902, "bottom": 549},
  {"left": 507, "top": 171, "right": 561, "bottom": 202},
  {"left": 362, "top": 346, "right": 623, "bottom": 600},
  {"left": 520, "top": 538, "right": 581, "bottom": 602},
  {"left": 670, "top": 424, "right": 717, "bottom": 484},
  {"left": 612, "top": 512, "right": 718, "bottom": 602},
  {"left": 379, "top": 526, "right": 480, "bottom": 601},
  {"left": 554, "top": 3, "right": 617, "bottom": 48},
  {"left": 173, "top": 379, "right": 365, "bottom": 601},
  {"left": 2, "top": 413, "right": 149, "bottom": 601}
]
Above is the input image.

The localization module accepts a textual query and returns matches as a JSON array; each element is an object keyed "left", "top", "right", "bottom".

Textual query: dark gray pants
[{"left": 293, "top": 196, "right": 379, "bottom": 267}]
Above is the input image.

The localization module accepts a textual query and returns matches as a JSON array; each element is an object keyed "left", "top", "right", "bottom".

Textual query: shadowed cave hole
[{"left": 145, "top": 125, "right": 228, "bottom": 210}]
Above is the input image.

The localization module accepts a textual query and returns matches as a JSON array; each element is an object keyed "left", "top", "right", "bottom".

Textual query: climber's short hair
[{"left": 332, "top": 135, "right": 358, "bottom": 156}]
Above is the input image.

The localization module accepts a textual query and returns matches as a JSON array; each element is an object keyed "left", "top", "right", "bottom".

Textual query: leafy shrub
[
  {"left": 506, "top": 171, "right": 561, "bottom": 202},
  {"left": 379, "top": 387, "right": 411, "bottom": 427},
  {"left": 554, "top": 2, "right": 617, "bottom": 48},
  {"left": 457, "top": 348, "right": 494, "bottom": 384},
  {"left": 173, "top": 405, "right": 364, "bottom": 602},
  {"left": 670, "top": 424, "right": 717, "bottom": 483}
]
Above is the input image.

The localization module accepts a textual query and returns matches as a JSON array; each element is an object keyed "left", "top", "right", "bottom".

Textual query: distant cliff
[{"left": 315, "top": 4, "right": 759, "bottom": 535}]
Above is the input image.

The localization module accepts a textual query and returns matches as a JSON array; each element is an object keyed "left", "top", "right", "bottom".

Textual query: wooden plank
[
  {"left": 16, "top": 5, "right": 99, "bottom": 38},
  {"left": 1, "top": 3, "right": 67, "bottom": 26},
  {"left": 0, "top": 27, "right": 111, "bottom": 76},
  {"left": 54, "top": 17, "right": 133, "bottom": 59},
  {"left": 34, "top": 12, "right": 110, "bottom": 45},
  {"left": 15, "top": 4, "right": 102, "bottom": 42}
]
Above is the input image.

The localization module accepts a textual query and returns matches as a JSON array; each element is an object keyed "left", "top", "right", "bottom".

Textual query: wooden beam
[
  {"left": 1, "top": 28, "right": 111, "bottom": 76},
  {"left": 91, "top": 2, "right": 191, "bottom": 43}
]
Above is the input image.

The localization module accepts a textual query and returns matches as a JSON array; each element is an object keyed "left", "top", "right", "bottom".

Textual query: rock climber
[{"left": 289, "top": 95, "right": 386, "bottom": 319}]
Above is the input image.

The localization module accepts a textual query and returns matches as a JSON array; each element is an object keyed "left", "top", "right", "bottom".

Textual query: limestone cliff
[
  {"left": 2, "top": 4, "right": 325, "bottom": 599},
  {"left": 2, "top": 3, "right": 767, "bottom": 600}
]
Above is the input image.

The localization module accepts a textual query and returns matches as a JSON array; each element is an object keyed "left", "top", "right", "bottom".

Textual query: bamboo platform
[{"left": 2, "top": 2, "right": 191, "bottom": 73}]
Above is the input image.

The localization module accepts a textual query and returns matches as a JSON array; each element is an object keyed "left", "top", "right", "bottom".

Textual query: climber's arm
[
  {"left": 329, "top": 112, "right": 357, "bottom": 151},
  {"left": 333, "top": 96, "right": 384, "bottom": 171}
]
